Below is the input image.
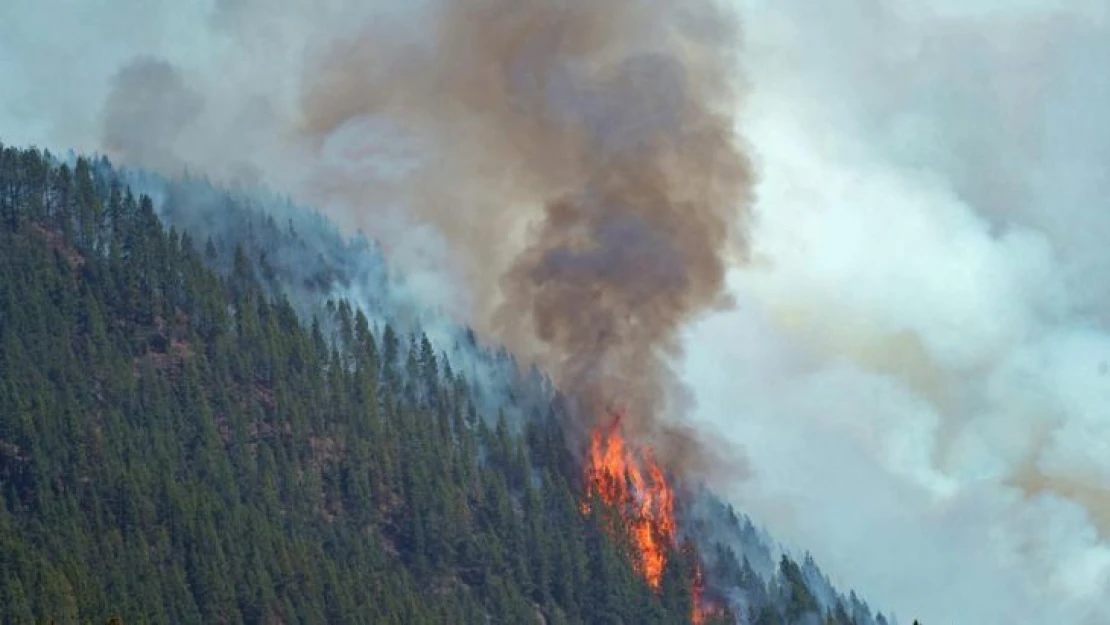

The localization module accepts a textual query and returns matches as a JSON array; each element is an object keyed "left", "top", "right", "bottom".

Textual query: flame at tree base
[{"left": 580, "top": 412, "right": 718, "bottom": 624}]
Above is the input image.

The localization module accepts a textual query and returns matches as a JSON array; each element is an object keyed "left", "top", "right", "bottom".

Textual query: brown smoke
[
  {"left": 102, "top": 58, "right": 204, "bottom": 174},
  {"left": 298, "top": 0, "right": 753, "bottom": 474}
]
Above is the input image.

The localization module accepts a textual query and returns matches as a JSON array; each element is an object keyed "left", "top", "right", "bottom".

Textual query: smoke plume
[
  {"left": 1, "top": 0, "right": 754, "bottom": 470},
  {"left": 7, "top": 0, "right": 1110, "bottom": 623},
  {"left": 295, "top": 0, "right": 753, "bottom": 466},
  {"left": 102, "top": 58, "right": 204, "bottom": 173}
]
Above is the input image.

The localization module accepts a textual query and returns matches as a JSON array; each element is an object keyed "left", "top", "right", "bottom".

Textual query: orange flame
[
  {"left": 582, "top": 413, "right": 675, "bottom": 588},
  {"left": 581, "top": 412, "right": 716, "bottom": 623},
  {"left": 690, "top": 559, "right": 725, "bottom": 624},
  {"left": 692, "top": 562, "right": 706, "bottom": 624}
]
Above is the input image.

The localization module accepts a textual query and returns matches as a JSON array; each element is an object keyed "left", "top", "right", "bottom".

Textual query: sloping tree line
[{"left": 0, "top": 143, "right": 905, "bottom": 624}]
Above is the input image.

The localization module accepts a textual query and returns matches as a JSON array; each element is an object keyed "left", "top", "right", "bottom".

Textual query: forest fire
[
  {"left": 581, "top": 412, "right": 716, "bottom": 623},
  {"left": 582, "top": 413, "right": 676, "bottom": 588}
]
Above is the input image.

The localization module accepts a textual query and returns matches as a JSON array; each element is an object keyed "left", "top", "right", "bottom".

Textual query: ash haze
[
  {"left": 3, "top": 0, "right": 1110, "bottom": 623},
  {"left": 685, "top": 1, "right": 1110, "bottom": 624}
]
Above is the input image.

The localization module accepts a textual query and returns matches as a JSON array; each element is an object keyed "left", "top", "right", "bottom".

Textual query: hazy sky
[
  {"left": 687, "top": 2, "right": 1110, "bottom": 623},
  {"left": 2, "top": 1, "right": 1110, "bottom": 623}
]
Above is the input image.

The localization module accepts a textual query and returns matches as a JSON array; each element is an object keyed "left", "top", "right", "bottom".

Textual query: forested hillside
[{"left": 0, "top": 143, "right": 902, "bottom": 624}]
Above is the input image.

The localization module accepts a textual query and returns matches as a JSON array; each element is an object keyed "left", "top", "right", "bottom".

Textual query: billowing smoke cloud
[
  {"left": 681, "top": 1, "right": 1110, "bottom": 624},
  {"left": 4, "top": 0, "right": 1110, "bottom": 623},
  {"left": 6, "top": 0, "right": 756, "bottom": 448},
  {"left": 290, "top": 0, "right": 754, "bottom": 468}
]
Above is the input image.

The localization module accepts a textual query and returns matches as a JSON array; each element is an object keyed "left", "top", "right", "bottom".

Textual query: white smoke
[
  {"left": 3, "top": 1, "right": 1110, "bottom": 623},
  {"left": 683, "top": 1, "right": 1110, "bottom": 623}
]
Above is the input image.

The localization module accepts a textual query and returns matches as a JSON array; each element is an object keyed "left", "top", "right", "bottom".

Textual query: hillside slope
[{"left": 0, "top": 143, "right": 903, "bottom": 624}]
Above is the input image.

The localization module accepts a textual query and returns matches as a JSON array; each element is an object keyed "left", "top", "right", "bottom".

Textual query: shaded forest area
[{"left": 0, "top": 143, "right": 903, "bottom": 624}]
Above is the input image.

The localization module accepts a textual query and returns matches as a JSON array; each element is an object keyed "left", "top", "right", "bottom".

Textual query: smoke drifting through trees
[
  {"left": 298, "top": 0, "right": 753, "bottom": 469},
  {"left": 6, "top": 0, "right": 1110, "bottom": 621}
]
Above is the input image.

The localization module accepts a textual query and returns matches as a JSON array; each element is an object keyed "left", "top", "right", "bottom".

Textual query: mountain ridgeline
[{"left": 0, "top": 143, "right": 905, "bottom": 624}]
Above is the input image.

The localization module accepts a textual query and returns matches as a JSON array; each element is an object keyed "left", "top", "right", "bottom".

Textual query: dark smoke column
[
  {"left": 301, "top": 0, "right": 753, "bottom": 468},
  {"left": 489, "top": 0, "right": 753, "bottom": 459},
  {"left": 500, "top": 52, "right": 751, "bottom": 436}
]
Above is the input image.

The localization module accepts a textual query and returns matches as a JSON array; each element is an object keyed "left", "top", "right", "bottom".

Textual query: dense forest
[{"left": 0, "top": 142, "right": 906, "bottom": 624}]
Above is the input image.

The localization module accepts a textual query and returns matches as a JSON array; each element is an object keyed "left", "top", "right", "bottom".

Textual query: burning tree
[{"left": 580, "top": 411, "right": 724, "bottom": 623}]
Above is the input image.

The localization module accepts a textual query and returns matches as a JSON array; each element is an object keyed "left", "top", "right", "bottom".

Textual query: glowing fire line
[{"left": 580, "top": 412, "right": 714, "bottom": 623}]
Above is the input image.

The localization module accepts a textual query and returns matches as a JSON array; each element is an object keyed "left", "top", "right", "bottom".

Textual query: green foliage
[
  {"left": 0, "top": 144, "right": 710, "bottom": 623},
  {"left": 0, "top": 144, "right": 913, "bottom": 625}
]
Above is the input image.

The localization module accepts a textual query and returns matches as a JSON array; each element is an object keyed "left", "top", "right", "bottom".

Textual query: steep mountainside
[{"left": 0, "top": 143, "right": 906, "bottom": 624}]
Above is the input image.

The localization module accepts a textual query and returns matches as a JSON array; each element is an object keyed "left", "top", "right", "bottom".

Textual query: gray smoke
[
  {"left": 4, "top": 1, "right": 1110, "bottom": 623},
  {"left": 291, "top": 0, "right": 754, "bottom": 475},
  {"left": 102, "top": 58, "right": 203, "bottom": 173},
  {"left": 683, "top": 1, "right": 1110, "bottom": 624}
]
